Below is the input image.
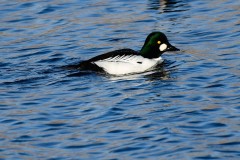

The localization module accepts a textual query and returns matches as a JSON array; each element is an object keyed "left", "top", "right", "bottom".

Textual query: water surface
[{"left": 0, "top": 0, "right": 240, "bottom": 159}]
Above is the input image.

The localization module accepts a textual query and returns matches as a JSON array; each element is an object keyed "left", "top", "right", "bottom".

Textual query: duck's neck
[{"left": 140, "top": 45, "right": 162, "bottom": 59}]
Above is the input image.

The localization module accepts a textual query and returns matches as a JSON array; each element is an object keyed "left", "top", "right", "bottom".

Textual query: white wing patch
[
  {"left": 102, "top": 55, "right": 140, "bottom": 63},
  {"left": 93, "top": 55, "right": 163, "bottom": 75}
]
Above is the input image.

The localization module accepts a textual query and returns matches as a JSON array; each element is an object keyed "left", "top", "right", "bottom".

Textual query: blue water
[{"left": 0, "top": 0, "right": 240, "bottom": 159}]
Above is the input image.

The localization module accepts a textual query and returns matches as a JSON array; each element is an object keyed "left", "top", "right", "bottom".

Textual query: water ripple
[{"left": 0, "top": 0, "right": 240, "bottom": 159}]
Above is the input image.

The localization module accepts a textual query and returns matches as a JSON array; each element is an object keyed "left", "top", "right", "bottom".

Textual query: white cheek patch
[{"left": 159, "top": 43, "right": 167, "bottom": 51}]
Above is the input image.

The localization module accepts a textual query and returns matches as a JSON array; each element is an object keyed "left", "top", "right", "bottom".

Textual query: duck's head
[{"left": 140, "top": 32, "right": 179, "bottom": 58}]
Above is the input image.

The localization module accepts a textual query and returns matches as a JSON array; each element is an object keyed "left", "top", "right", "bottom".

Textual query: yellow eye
[{"left": 157, "top": 41, "right": 161, "bottom": 44}]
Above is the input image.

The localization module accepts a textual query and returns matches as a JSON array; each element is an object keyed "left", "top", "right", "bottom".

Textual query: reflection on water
[
  {"left": 0, "top": 0, "right": 240, "bottom": 159},
  {"left": 148, "top": 0, "right": 182, "bottom": 10}
]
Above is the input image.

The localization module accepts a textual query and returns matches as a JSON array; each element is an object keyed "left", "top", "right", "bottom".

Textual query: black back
[
  {"left": 88, "top": 49, "right": 139, "bottom": 62},
  {"left": 76, "top": 49, "right": 140, "bottom": 71}
]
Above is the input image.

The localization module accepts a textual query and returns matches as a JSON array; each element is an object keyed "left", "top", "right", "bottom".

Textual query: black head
[{"left": 140, "top": 32, "right": 179, "bottom": 58}]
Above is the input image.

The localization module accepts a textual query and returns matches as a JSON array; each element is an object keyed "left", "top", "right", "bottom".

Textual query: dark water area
[{"left": 0, "top": 0, "right": 240, "bottom": 159}]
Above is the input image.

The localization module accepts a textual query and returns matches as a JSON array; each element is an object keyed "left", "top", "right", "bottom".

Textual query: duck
[{"left": 77, "top": 32, "right": 179, "bottom": 75}]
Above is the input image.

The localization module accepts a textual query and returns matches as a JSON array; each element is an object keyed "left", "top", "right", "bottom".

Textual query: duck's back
[{"left": 78, "top": 49, "right": 139, "bottom": 71}]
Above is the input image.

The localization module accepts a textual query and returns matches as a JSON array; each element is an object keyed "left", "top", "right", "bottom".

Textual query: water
[{"left": 0, "top": 0, "right": 240, "bottom": 159}]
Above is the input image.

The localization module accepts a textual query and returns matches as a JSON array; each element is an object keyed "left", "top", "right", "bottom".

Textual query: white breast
[{"left": 93, "top": 55, "right": 163, "bottom": 75}]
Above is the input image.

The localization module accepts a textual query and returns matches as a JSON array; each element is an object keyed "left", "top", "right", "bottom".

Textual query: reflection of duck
[
  {"left": 148, "top": 0, "right": 183, "bottom": 12},
  {"left": 78, "top": 32, "right": 179, "bottom": 75}
]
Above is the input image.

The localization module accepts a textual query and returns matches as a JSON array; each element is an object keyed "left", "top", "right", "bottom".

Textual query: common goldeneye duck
[{"left": 78, "top": 32, "right": 179, "bottom": 75}]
